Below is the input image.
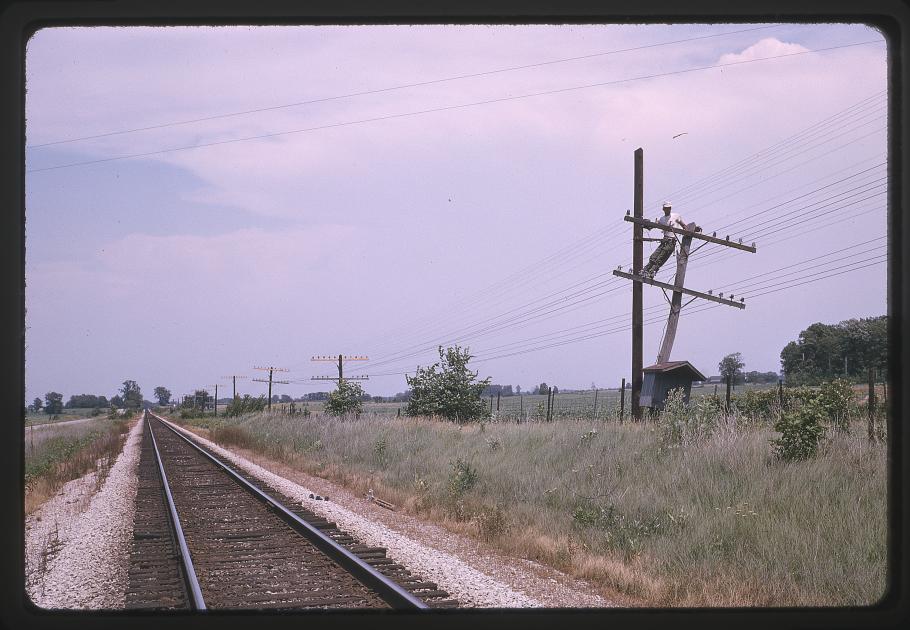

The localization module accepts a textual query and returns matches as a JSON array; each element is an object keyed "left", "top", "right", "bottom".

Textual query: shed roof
[{"left": 642, "top": 360, "right": 706, "bottom": 381}]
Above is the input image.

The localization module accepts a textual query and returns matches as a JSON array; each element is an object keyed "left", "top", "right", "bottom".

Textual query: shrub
[
  {"left": 448, "top": 458, "right": 478, "bottom": 497},
  {"left": 772, "top": 397, "right": 827, "bottom": 461},
  {"left": 475, "top": 504, "right": 508, "bottom": 540},
  {"left": 405, "top": 345, "right": 490, "bottom": 422},
  {"left": 225, "top": 394, "right": 267, "bottom": 417},
  {"left": 325, "top": 379, "right": 364, "bottom": 416},
  {"left": 815, "top": 378, "right": 855, "bottom": 432},
  {"left": 658, "top": 388, "right": 721, "bottom": 446}
]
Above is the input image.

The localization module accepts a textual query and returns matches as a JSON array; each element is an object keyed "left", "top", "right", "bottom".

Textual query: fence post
[
  {"left": 546, "top": 387, "right": 552, "bottom": 422},
  {"left": 725, "top": 375, "right": 732, "bottom": 415},
  {"left": 497, "top": 391, "right": 501, "bottom": 411},
  {"left": 868, "top": 368, "right": 876, "bottom": 442},
  {"left": 593, "top": 388, "right": 598, "bottom": 420},
  {"left": 619, "top": 378, "right": 626, "bottom": 423},
  {"left": 490, "top": 394, "right": 494, "bottom": 414}
]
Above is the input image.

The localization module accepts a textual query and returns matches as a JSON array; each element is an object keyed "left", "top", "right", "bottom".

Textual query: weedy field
[
  {"left": 25, "top": 407, "right": 104, "bottom": 427},
  {"left": 24, "top": 415, "right": 134, "bottom": 513},
  {"left": 177, "top": 391, "right": 887, "bottom": 608}
]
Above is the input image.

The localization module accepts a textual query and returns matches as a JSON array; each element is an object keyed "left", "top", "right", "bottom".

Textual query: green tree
[
  {"left": 324, "top": 379, "right": 364, "bottom": 416},
  {"left": 31, "top": 397, "right": 43, "bottom": 413},
  {"left": 780, "top": 316, "right": 887, "bottom": 384},
  {"left": 405, "top": 345, "right": 490, "bottom": 422},
  {"left": 120, "top": 380, "right": 143, "bottom": 410},
  {"left": 44, "top": 391, "right": 64, "bottom": 415},
  {"left": 718, "top": 352, "right": 745, "bottom": 387},
  {"left": 153, "top": 386, "right": 171, "bottom": 406},
  {"left": 193, "top": 389, "right": 211, "bottom": 410},
  {"left": 536, "top": 382, "right": 548, "bottom": 395}
]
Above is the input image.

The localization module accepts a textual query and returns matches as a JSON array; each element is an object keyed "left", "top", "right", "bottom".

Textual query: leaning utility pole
[
  {"left": 614, "top": 149, "right": 757, "bottom": 415},
  {"left": 311, "top": 354, "right": 370, "bottom": 385},
  {"left": 221, "top": 374, "right": 248, "bottom": 399},
  {"left": 252, "top": 366, "right": 290, "bottom": 411}
]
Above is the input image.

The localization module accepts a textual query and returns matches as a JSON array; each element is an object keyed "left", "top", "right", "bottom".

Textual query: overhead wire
[
  {"left": 27, "top": 39, "right": 883, "bottom": 174},
  {"left": 28, "top": 25, "right": 785, "bottom": 150}
]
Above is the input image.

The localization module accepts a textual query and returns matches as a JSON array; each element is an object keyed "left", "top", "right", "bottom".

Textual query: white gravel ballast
[{"left": 25, "top": 418, "right": 143, "bottom": 609}]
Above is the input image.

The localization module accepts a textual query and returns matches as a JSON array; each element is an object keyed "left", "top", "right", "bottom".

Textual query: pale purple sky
[{"left": 24, "top": 23, "right": 887, "bottom": 401}]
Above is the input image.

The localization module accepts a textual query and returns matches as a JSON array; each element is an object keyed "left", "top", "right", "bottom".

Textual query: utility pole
[
  {"left": 210, "top": 384, "right": 219, "bottom": 417},
  {"left": 252, "top": 366, "right": 290, "bottom": 412},
  {"left": 221, "top": 374, "right": 248, "bottom": 399},
  {"left": 311, "top": 354, "right": 369, "bottom": 386},
  {"left": 614, "top": 148, "right": 757, "bottom": 416},
  {"left": 632, "top": 148, "right": 644, "bottom": 420}
]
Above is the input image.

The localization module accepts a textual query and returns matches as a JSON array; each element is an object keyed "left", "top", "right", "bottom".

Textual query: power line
[
  {"left": 341, "top": 91, "right": 887, "bottom": 362},
  {"left": 365, "top": 163, "right": 888, "bottom": 372},
  {"left": 27, "top": 39, "right": 883, "bottom": 174},
  {"left": 28, "top": 25, "right": 784, "bottom": 150}
]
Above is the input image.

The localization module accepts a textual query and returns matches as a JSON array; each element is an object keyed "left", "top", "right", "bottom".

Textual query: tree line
[{"left": 780, "top": 315, "right": 887, "bottom": 385}]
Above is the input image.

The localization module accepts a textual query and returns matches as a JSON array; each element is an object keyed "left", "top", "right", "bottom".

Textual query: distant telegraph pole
[
  {"left": 222, "top": 374, "right": 248, "bottom": 399},
  {"left": 252, "top": 366, "right": 290, "bottom": 411},
  {"left": 311, "top": 354, "right": 370, "bottom": 386}
]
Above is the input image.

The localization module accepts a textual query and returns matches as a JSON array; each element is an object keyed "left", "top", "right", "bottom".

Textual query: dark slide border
[{"left": 1, "top": 2, "right": 906, "bottom": 629}]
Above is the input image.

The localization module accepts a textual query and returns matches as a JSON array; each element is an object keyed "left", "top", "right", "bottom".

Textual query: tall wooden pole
[
  {"left": 632, "top": 148, "right": 644, "bottom": 420},
  {"left": 214, "top": 384, "right": 218, "bottom": 417},
  {"left": 232, "top": 376, "right": 236, "bottom": 399},
  {"left": 267, "top": 368, "right": 273, "bottom": 411},
  {"left": 338, "top": 354, "right": 344, "bottom": 381}
]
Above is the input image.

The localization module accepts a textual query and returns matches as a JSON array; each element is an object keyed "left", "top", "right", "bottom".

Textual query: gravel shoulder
[
  {"left": 24, "top": 418, "right": 143, "bottom": 609},
  {"left": 168, "top": 419, "right": 618, "bottom": 608}
]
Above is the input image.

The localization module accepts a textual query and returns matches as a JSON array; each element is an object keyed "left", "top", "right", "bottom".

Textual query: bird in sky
[{"left": 672, "top": 132, "right": 688, "bottom": 139}]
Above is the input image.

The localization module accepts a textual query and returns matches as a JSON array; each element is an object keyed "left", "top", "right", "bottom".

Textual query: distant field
[
  {"left": 25, "top": 407, "right": 102, "bottom": 427},
  {"left": 265, "top": 383, "right": 781, "bottom": 420}
]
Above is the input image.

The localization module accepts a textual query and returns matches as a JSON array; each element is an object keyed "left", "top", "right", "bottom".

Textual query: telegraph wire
[
  {"left": 28, "top": 25, "right": 784, "bottom": 150},
  {"left": 27, "top": 39, "right": 883, "bottom": 174}
]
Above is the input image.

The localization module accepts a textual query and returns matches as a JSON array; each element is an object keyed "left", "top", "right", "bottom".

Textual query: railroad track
[{"left": 126, "top": 410, "right": 458, "bottom": 610}]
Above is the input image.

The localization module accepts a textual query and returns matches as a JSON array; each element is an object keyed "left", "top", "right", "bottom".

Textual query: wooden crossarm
[
  {"left": 612, "top": 269, "right": 745, "bottom": 309},
  {"left": 624, "top": 215, "right": 757, "bottom": 253}
]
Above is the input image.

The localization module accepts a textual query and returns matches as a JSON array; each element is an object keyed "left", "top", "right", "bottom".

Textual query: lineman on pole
[{"left": 640, "top": 202, "right": 692, "bottom": 279}]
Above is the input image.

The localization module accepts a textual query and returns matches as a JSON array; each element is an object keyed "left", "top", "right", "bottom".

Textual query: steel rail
[
  {"left": 144, "top": 410, "right": 207, "bottom": 611},
  {"left": 147, "top": 411, "right": 429, "bottom": 610}
]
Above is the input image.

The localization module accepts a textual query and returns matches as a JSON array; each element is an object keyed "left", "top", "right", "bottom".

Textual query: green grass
[
  {"left": 176, "top": 403, "right": 886, "bottom": 607},
  {"left": 24, "top": 416, "right": 133, "bottom": 513}
]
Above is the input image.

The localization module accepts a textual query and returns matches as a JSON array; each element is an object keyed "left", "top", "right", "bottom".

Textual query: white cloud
[{"left": 718, "top": 37, "right": 809, "bottom": 64}]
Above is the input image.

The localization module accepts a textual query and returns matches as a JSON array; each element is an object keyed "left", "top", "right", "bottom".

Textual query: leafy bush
[
  {"left": 325, "top": 379, "right": 364, "bottom": 416},
  {"left": 658, "top": 388, "right": 721, "bottom": 446},
  {"left": 732, "top": 388, "right": 780, "bottom": 419},
  {"left": 815, "top": 378, "right": 855, "bottom": 432},
  {"left": 772, "top": 397, "right": 827, "bottom": 461},
  {"left": 225, "top": 394, "right": 267, "bottom": 417},
  {"left": 448, "top": 458, "right": 478, "bottom": 497},
  {"left": 405, "top": 345, "right": 490, "bottom": 422}
]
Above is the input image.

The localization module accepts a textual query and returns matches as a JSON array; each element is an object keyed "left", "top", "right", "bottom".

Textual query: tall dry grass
[
  {"left": 179, "top": 408, "right": 887, "bottom": 607},
  {"left": 24, "top": 416, "right": 133, "bottom": 513}
]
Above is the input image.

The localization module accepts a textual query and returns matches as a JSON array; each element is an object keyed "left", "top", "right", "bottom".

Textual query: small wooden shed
[{"left": 640, "top": 361, "right": 706, "bottom": 410}]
